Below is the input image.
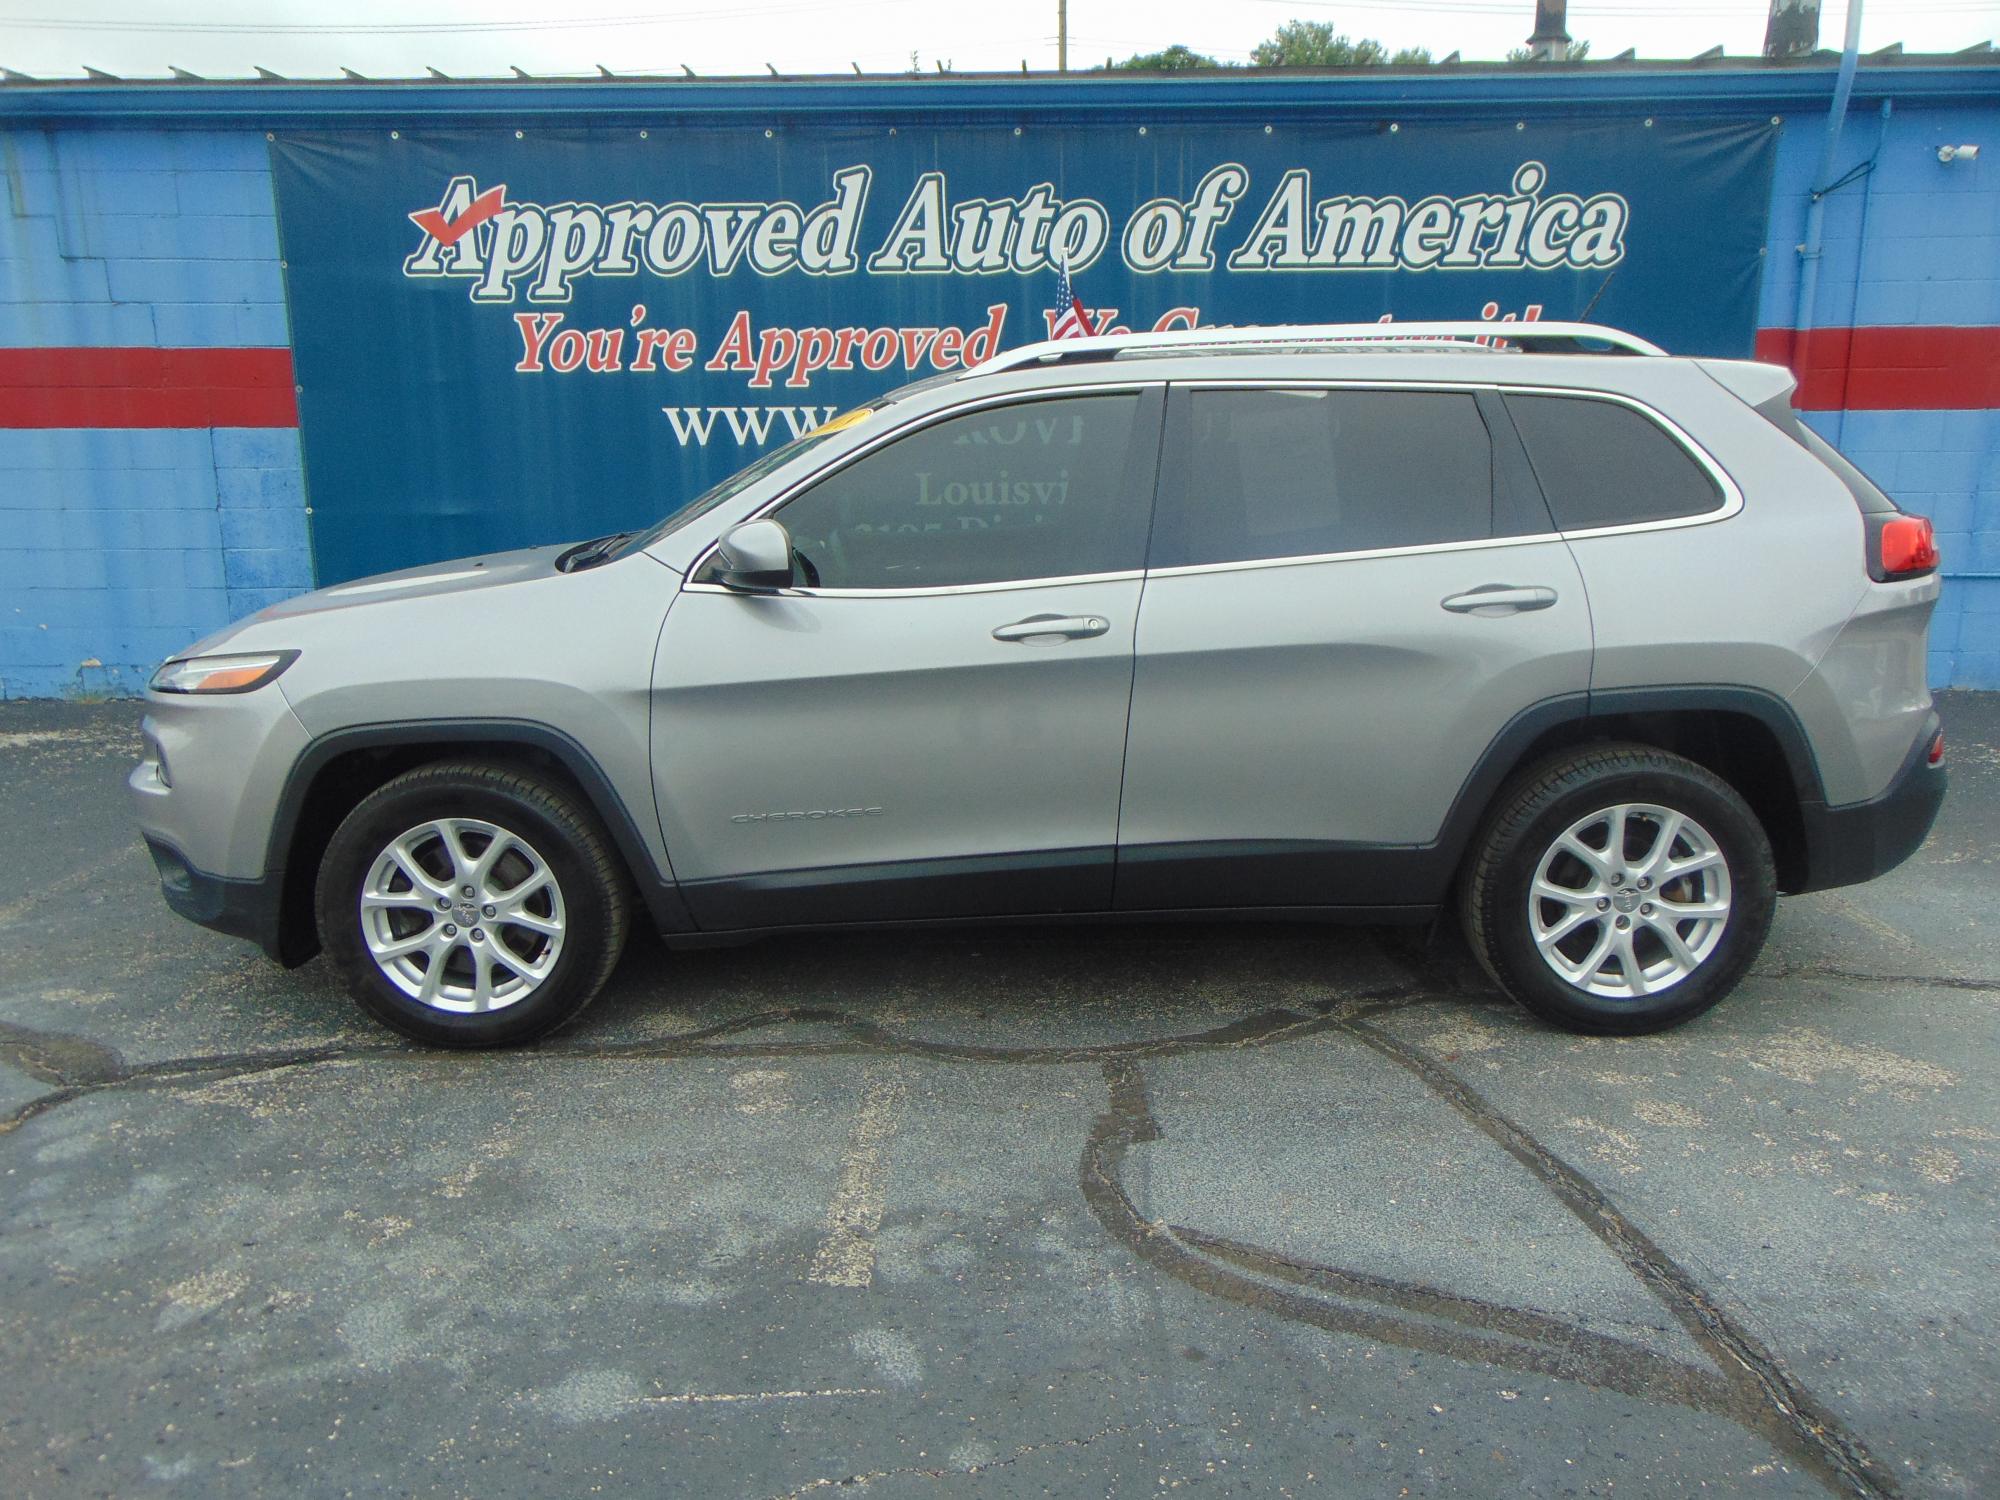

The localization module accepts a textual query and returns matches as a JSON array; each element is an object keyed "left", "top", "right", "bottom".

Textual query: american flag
[{"left": 1050, "top": 252, "right": 1093, "bottom": 340}]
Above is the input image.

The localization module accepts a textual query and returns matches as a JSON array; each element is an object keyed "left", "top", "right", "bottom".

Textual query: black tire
[
  {"left": 1458, "top": 743, "right": 1776, "bottom": 1035},
  {"left": 315, "top": 761, "right": 631, "bottom": 1047}
]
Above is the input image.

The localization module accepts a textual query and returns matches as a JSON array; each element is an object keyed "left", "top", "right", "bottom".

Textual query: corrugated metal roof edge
[{"left": 1, "top": 59, "right": 1995, "bottom": 127}]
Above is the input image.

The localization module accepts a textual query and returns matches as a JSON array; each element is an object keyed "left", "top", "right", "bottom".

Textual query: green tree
[
  {"left": 1506, "top": 38, "right": 1592, "bottom": 61},
  {"left": 1108, "top": 20, "right": 1580, "bottom": 73},
  {"left": 1113, "top": 44, "right": 1226, "bottom": 71},
  {"left": 1251, "top": 20, "right": 1387, "bottom": 67},
  {"left": 1245, "top": 22, "right": 1436, "bottom": 67}
]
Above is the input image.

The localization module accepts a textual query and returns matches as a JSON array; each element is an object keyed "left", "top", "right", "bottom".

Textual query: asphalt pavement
[{"left": 0, "top": 695, "right": 1994, "bottom": 1498}]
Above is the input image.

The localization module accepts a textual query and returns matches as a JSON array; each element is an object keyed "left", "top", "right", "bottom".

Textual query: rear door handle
[
  {"left": 992, "top": 613, "right": 1112, "bottom": 644},
  {"left": 1440, "top": 585, "right": 1559, "bottom": 615}
]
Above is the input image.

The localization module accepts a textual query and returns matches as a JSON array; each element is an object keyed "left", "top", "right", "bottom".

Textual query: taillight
[
  {"left": 1868, "top": 514, "right": 1939, "bottom": 582},
  {"left": 1929, "top": 728, "right": 1945, "bottom": 766}
]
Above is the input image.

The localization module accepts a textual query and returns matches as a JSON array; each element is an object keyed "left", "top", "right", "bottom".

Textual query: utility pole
[{"left": 1058, "top": 0, "right": 1068, "bottom": 72}]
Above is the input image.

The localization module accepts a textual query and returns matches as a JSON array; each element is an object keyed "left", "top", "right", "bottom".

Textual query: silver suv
[{"left": 129, "top": 322, "right": 1947, "bottom": 1046}]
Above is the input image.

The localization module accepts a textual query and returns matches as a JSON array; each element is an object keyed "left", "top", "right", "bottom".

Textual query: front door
[
  {"left": 651, "top": 386, "right": 1163, "bottom": 930},
  {"left": 1116, "top": 381, "right": 1594, "bottom": 911}
]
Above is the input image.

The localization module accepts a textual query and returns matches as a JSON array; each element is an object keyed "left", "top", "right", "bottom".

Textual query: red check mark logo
[{"left": 409, "top": 184, "right": 507, "bottom": 247}]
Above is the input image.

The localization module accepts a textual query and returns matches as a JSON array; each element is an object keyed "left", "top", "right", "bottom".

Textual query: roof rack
[{"left": 965, "top": 320, "right": 1667, "bottom": 377}]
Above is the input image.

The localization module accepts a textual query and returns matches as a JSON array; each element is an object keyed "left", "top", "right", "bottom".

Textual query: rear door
[
  {"left": 1115, "top": 380, "right": 1593, "bottom": 911},
  {"left": 651, "top": 385, "right": 1163, "bottom": 929}
]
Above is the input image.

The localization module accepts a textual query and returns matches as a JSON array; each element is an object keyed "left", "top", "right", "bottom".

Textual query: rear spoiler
[{"left": 1694, "top": 358, "right": 1798, "bottom": 409}]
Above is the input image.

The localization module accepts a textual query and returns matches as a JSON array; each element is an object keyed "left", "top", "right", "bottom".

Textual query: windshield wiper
[{"left": 557, "top": 531, "right": 635, "bottom": 573}]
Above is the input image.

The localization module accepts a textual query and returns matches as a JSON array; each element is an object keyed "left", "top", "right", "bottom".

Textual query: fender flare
[
  {"left": 265, "top": 718, "right": 695, "bottom": 955},
  {"left": 1423, "top": 684, "right": 1828, "bottom": 880}
]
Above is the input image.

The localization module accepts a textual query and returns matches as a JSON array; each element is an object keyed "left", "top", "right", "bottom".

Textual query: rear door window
[
  {"left": 1152, "top": 387, "right": 1498, "bottom": 568},
  {"left": 1504, "top": 393, "right": 1723, "bottom": 531}
]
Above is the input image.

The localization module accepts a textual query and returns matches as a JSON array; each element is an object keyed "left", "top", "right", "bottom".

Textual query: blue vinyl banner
[{"left": 270, "top": 117, "right": 1776, "bottom": 583}]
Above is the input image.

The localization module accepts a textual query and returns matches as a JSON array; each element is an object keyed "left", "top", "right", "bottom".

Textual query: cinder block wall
[
  {"left": 0, "top": 127, "right": 308, "bottom": 699},
  {"left": 1, "top": 82, "right": 1997, "bottom": 697}
]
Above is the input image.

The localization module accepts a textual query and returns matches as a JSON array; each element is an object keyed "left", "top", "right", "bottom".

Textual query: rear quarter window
[{"left": 1504, "top": 393, "right": 1723, "bottom": 532}]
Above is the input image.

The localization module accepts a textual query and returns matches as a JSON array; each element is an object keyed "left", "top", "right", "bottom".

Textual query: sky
[{"left": 0, "top": 0, "right": 1995, "bottom": 80}]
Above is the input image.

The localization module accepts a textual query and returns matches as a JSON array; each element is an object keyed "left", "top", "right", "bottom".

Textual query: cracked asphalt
[{"left": 1, "top": 696, "right": 1995, "bottom": 1499}]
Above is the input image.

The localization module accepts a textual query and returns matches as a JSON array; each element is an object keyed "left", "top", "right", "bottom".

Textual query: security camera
[{"left": 1938, "top": 144, "right": 1981, "bottom": 163}]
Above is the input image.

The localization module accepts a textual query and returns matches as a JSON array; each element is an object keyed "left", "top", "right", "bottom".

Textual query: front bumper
[
  {"left": 127, "top": 691, "right": 311, "bottom": 881},
  {"left": 142, "top": 835, "right": 288, "bottom": 961},
  {"left": 1794, "top": 716, "right": 1947, "bottom": 893},
  {"left": 129, "top": 688, "right": 313, "bottom": 963}
]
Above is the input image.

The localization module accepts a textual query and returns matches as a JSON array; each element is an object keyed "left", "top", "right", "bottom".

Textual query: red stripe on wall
[
  {"left": 0, "top": 331, "right": 1989, "bottom": 426},
  {"left": 1754, "top": 325, "right": 2000, "bottom": 412},
  {"left": 0, "top": 347, "right": 297, "bottom": 428}
]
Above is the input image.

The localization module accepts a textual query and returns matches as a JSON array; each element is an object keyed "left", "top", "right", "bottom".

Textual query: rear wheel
[
  {"left": 1459, "top": 744, "right": 1775, "bottom": 1035},
  {"left": 316, "top": 762, "right": 630, "bottom": 1047}
]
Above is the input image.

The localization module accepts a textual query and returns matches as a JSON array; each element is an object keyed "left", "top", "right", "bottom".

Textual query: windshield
[
  {"left": 615, "top": 371, "right": 961, "bottom": 559},
  {"left": 616, "top": 426, "right": 844, "bottom": 557}
]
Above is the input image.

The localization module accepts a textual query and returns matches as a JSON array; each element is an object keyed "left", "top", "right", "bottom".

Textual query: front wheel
[
  {"left": 1459, "top": 744, "right": 1776, "bottom": 1035},
  {"left": 316, "top": 761, "right": 631, "bottom": 1047}
]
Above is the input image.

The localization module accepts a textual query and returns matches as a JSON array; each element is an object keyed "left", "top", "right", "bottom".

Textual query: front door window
[{"left": 771, "top": 393, "right": 1153, "bottom": 589}]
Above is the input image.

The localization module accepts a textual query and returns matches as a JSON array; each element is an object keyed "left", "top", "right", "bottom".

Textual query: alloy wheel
[
  {"left": 1527, "top": 802, "right": 1732, "bottom": 999},
  {"left": 358, "top": 818, "right": 567, "bottom": 1013}
]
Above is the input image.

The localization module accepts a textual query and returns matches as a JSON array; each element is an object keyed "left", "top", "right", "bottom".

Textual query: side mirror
[{"left": 711, "top": 519, "right": 797, "bottom": 592}]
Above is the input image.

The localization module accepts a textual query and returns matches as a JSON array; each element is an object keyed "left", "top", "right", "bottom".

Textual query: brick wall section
[
  {"left": 0, "top": 127, "right": 311, "bottom": 698},
  {"left": 1, "top": 127, "right": 289, "bottom": 344},
  {"left": 0, "top": 425, "right": 309, "bottom": 697},
  {"left": 1761, "top": 104, "right": 2000, "bottom": 330},
  {"left": 214, "top": 427, "right": 311, "bottom": 618}
]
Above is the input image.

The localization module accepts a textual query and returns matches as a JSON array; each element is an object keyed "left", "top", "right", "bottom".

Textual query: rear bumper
[
  {"left": 1794, "top": 717, "right": 1946, "bottom": 894},
  {"left": 143, "top": 836, "right": 289, "bottom": 963}
]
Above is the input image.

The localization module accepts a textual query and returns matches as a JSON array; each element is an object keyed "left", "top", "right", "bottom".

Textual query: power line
[
  {"left": 0, "top": 1, "right": 923, "bottom": 35},
  {"left": 12, "top": 0, "right": 1992, "bottom": 28}
]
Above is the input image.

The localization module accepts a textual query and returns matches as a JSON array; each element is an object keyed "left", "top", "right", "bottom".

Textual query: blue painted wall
[
  {"left": 1759, "top": 100, "right": 2000, "bottom": 330},
  {"left": 0, "top": 71, "right": 1995, "bottom": 697},
  {"left": 0, "top": 127, "right": 310, "bottom": 698},
  {"left": 0, "top": 426, "right": 307, "bottom": 697},
  {"left": 1759, "top": 99, "right": 2000, "bottom": 690}
]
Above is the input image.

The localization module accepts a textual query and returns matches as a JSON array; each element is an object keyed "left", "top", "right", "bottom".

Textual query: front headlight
[{"left": 149, "top": 650, "right": 298, "bottom": 695}]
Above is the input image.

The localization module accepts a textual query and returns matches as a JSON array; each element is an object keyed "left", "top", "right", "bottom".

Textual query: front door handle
[
  {"left": 1441, "top": 585, "right": 1559, "bottom": 615},
  {"left": 992, "top": 613, "right": 1112, "bottom": 644}
]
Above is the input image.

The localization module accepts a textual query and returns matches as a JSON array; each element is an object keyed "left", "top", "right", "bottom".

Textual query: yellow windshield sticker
[{"left": 812, "top": 407, "right": 873, "bottom": 437}]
